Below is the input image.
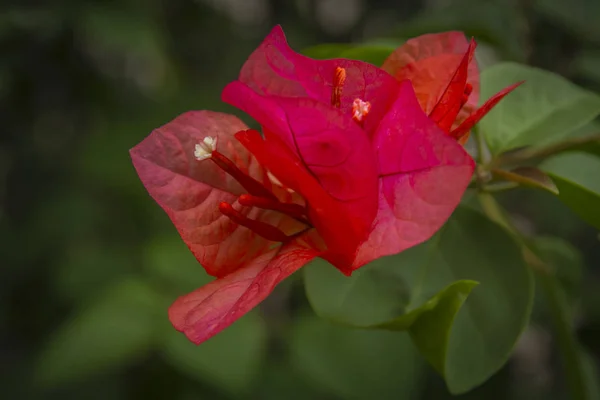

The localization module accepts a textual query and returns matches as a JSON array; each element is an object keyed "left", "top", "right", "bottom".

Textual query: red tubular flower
[
  {"left": 130, "top": 26, "right": 475, "bottom": 345},
  {"left": 382, "top": 32, "right": 523, "bottom": 144}
]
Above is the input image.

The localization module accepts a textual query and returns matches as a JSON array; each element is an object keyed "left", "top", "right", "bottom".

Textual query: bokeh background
[{"left": 2, "top": 0, "right": 600, "bottom": 399}]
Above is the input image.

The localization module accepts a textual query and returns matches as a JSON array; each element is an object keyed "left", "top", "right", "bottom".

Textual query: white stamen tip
[
  {"left": 267, "top": 170, "right": 295, "bottom": 193},
  {"left": 267, "top": 171, "right": 283, "bottom": 187},
  {"left": 194, "top": 136, "right": 218, "bottom": 161},
  {"left": 352, "top": 98, "right": 371, "bottom": 123}
]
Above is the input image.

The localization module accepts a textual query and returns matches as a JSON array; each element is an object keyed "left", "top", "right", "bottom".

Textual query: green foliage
[
  {"left": 144, "top": 235, "right": 213, "bottom": 294},
  {"left": 480, "top": 63, "right": 600, "bottom": 155},
  {"left": 392, "top": 0, "right": 528, "bottom": 61},
  {"left": 162, "top": 313, "right": 267, "bottom": 396},
  {"left": 532, "top": 237, "right": 584, "bottom": 304},
  {"left": 35, "top": 279, "right": 165, "bottom": 387},
  {"left": 289, "top": 315, "right": 424, "bottom": 400},
  {"left": 305, "top": 207, "right": 534, "bottom": 394},
  {"left": 540, "top": 152, "right": 600, "bottom": 229},
  {"left": 6, "top": 1, "right": 600, "bottom": 398},
  {"left": 534, "top": 0, "right": 600, "bottom": 43},
  {"left": 303, "top": 42, "right": 401, "bottom": 66}
]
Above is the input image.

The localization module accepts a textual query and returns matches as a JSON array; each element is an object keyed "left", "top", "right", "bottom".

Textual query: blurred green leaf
[
  {"left": 480, "top": 63, "right": 600, "bottom": 155},
  {"left": 338, "top": 46, "right": 396, "bottom": 66},
  {"left": 76, "top": 4, "right": 176, "bottom": 96},
  {"left": 393, "top": 0, "right": 527, "bottom": 61},
  {"left": 305, "top": 207, "right": 533, "bottom": 393},
  {"left": 289, "top": 315, "right": 424, "bottom": 400},
  {"left": 302, "top": 43, "right": 398, "bottom": 66},
  {"left": 255, "top": 363, "right": 333, "bottom": 400},
  {"left": 582, "top": 351, "right": 600, "bottom": 400},
  {"left": 534, "top": 0, "right": 600, "bottom": 43},
  {"left": 162, "top": 313, "right": 267, "bottom": 396},
  {"left": 532, "top": 236, "right": 584, "bottom": 303},
  {"left": 144, "top": 235, "right": 212, "bottom": 295},
  {"left": 574, "top": 50, "right": 600, "bottom": 82},
  {"left": 54, "top": 242, "right": 133, "bottom": 301},
  {"left": 36, "top": 279, "right": 165, "bottom": 387},
  {"left": 540, "top": 152, "right": 600, "bottom": 229},
  {"left": 302, "top": 43, "right": 353, "bottom": 59}
]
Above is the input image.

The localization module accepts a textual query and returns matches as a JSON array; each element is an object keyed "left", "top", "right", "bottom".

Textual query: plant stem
[
  {"left": 538, "top": 272, "right": 588, "bottom": 400},
  {"left": 494, "top": 134, "right": 600, "bottom": 167}
]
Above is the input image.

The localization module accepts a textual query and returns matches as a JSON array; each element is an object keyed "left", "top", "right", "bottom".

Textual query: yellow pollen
[{"left": 331, "top": 66, "right": 346, "bottom": 108}]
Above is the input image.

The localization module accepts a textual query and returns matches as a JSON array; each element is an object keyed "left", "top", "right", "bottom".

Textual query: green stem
[
  {"left": 494, "top": 134, "right": 600, "bottom": 167},
  {"left": 538, "top": 273, "right": 588, "bottom": 400},
  {"left": 477, "top": 193, "right": 587, "bottom": 399},
  {"left": 473, "top": 125, "right": 490, "bottom": 166}
]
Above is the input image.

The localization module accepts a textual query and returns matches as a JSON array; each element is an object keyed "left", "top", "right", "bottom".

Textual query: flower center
[
  {"left": 330, "top": 66, "right": 371, "bottom": 125},
  {"left": 352, "top": 98, "right": 371, "bottom": 124},
  {"left": 331, "top": 66, "right": 346, "bottom": 108},
  {"left": 195, "top": 136, "right": 311, "bottom": 242}
]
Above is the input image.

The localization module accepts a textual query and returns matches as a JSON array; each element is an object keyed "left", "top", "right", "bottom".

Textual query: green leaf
[
  {"left": 565, "top": 121, "right": 600, "bottom": 157},
  {"left": 35, "top": 279, "right": 164, "bottom": 387},
  {"left": 540, "top": 151, "right": 600, "bottom": 229},
  {"left": 162, "top": 312, "right": 267, "bottom": 396},
  {"left": 302, "top": 43, "right": 352, "bottom": 59},
  {"left": 532, "top": 236, "right": 583, "bottom": 303},
  {"left": 302, "top": 43, "right": 398, "bottom": 66},
  {"left": 480, "top": 63, "right": 600, "bottom": 155},
  {"left": 289, "top": 315, "right": 424, "bottom": 400},
  {"left": 305, "top": 207, "right": 534, "bottom": 393},
  {"left": 408, "top": 281, "right": 478, "bottom": 374},
  {"left": 338, "top": 45, "right": 396, "bottom": 66}
]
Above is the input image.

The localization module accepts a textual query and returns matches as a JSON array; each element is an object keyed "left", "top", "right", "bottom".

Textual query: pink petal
[
  {"left": 130, "top": 111, "right": 301, "bottom": 278},
  {"left": 353, "top": 80, "right": 474, "bottom": 268},
  {"left": 450, "top": 81, "right": 524, "bottom": 141},
  {"left": 382, "top": 31, "right": 479, "bottom": 130},
  {"left": 229, "top": 25, "right": 400, "bottom": 137},
  {"left": 169, "top": 236, "right": 319, "bottom": 345}
]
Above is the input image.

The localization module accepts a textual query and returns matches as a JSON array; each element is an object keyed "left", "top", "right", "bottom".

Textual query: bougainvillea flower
[
  {"left": 130, "top": 26, "right": 476, "bottom": 345},
  {"left": 382, "top": 31, "right": 523, "bottom": 144}
]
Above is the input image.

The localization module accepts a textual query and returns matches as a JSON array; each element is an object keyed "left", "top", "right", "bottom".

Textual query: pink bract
[
  {"left": 130, "top": 26, "right": 476, "bottom": 345},
  {"left": 383, "top": 31, "right": 522, "bottom": 144}
]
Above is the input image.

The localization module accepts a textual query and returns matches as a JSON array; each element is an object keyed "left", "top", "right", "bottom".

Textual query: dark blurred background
[{"left": 2, "top": 0, "right": 600, "bottom": 399}]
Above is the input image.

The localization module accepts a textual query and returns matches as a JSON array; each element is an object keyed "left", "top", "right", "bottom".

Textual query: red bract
[
  {"left": 130, "top": 26, "right": 475, "bottom": 345},
  {"left": 382, "top": 32, "right": 523, "bottom": 144}
]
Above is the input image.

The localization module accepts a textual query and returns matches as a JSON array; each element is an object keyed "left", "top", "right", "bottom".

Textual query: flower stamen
[
  {"left": 195, "top": 136, "right": 277, "bottom": 201},
  {"left": 219, "top": 202, "right": 292, "bottom": 242},
  {"left": 331, "top": 66, "right": 346, "bottom": 108},
  {"left": 194, "top": 137, "right": 218, "bottom": 161},
  {"left": 352, "top": 98, "right": 371, "bottom": 124},
  {"left": 239, "top": 194, "right": 309, "bottom": 225}
]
